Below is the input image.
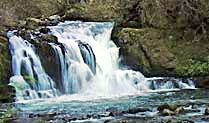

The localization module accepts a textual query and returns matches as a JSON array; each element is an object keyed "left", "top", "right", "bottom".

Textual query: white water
[
  {"left": 7, "top": 21, "right": 195, "bottom": 102},
  {"left": 48, "top": 21, "right": 148, "bottom": 96}
]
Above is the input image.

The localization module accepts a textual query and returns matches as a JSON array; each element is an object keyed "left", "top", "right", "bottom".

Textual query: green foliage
[
  {"left": 23, "top": 75, "right": 37, "bottom": 85},
  {"left": 0, "top": 107, "right": 18, "bottom": 123},
  {"left": 177, "top": 59, "right": 209, "bottom": 76}
]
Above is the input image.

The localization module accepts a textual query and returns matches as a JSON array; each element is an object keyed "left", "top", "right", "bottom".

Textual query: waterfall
[
  {"left": 7, "top": 32, "right": 59, "bottom": 101},
  {"left": 7, "top": 21, "right": 195, "bottom": 101}
]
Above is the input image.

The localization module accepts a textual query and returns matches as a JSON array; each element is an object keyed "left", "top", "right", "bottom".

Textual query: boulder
[
  {"left": 157, "top": 103, "right": 178, "bottom": 112},
  {"left": 161, "top": 109, "right": 175, "bottom": 116},
  {"left": 158, "top": 103, "right": 184, "bottom": 116}
]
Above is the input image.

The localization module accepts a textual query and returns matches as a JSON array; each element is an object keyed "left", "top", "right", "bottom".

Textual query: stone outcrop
[{"left": 116, "top": 28, "right": 209, "bottom": 77}]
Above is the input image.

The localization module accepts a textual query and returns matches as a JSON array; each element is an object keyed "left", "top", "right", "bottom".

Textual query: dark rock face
[
  {"left": 35, "top": 42, "right": 63, "bottom": 93},
  {"left": 0, "top": 86, "right": 16, "bottom": 103},
  {"left": 0, "top": 36, "right": 11, "bottom": 83},
  {"left": 195, "top": 77, "right": 209, "bottom": 88},
  {"left": 116, "top": 28, "right": 177, "bottom": 77}
]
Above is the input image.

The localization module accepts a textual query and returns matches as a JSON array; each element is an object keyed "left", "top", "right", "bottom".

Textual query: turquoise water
[{"left": 15, "top": 89, "right": 209, "bottom": 122}]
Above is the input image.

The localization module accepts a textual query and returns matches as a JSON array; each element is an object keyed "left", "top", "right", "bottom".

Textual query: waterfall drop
[{"left": 7, "top": 21, "right": 194, "bottom": 101}]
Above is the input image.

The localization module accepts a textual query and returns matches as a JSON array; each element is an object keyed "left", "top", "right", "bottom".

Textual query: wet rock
[
  {"left": 40, "top": 34, "right": 58, "bottom": 44},
  {"left": 0, "top": 36, "right": 11, "bottom": 83},
  {"left": 48, "top": 15, "right": 61, "bottom": 21},
  {"left": 158, "top": 103, "right": 184, "bottom": 116},
  {"left": 39, "top": 28, "right": 50, "bottom": 34},
  {"left": 174, "top": 107, "right": 184, "bottom": 114},
  {"left": 18, "top": 29, "right": 32, "bottom": 41},
  {"left": 106, "top": 107, "right": 123, "bottom": 116},
  {"left": 0, "top": 36, "right": 14, "bottom": 102},
  {"left": 35, "top": 42, "right": 63, "bottom": 93},
  {"left": 125, "top": 107, "right": 151, "bottom": 114},
  {"left": 36, "top": 112, "right": 57, "bottom": 119},
  {"left": 205, "top": 107, "right": 209, "bottom": 115},
  {"left": 162, "top": 109, "right": 176, "bottom": 116},
  {"left": 195, "top": 76, "right": 209, "bottom": 88},
  {"left": 109, "top": 111, "right": 123, "bottom": 117},
  {"left": 32, "top": 34, "right": 58, "bottom": 44},
  {"left": 25, "top": 18, "right": 43, "bottom": 29},
  {"left": 157, "top": 103, "right": 178, "bottom": 112}
]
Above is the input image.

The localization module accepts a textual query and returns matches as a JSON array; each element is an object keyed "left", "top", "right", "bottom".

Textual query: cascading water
[
  {"left": 7, "top": 32, "right": 60, "bottom": 101},
  {"left": 7, "top": 21, "right": 195, "bottom": 101}
]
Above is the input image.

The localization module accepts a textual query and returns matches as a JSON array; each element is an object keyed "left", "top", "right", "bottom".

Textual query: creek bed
[{"left": 3, "top": 88, "right": 207, "bottom": 123}]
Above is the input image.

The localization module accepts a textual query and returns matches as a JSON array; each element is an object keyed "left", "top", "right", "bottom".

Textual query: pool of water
[{"left": 13, "top": 89, "right": 209, "bottom": 123}]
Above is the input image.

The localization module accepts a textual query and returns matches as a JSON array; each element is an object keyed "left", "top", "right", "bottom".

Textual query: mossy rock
[
  {"left": 157, "top": 103, "right": 178, "bottom": 112},
  {"left": 116, "top": 28, "right": 177, "bottom": 77},
  {"left": 0, "top": 36, "right": 11, "bottom": 84},
  {"left": 116, "top": 27, "right": 209, "bottom": 77},
  {"left": 35, "top": 42, "right": 63, "bottom": 92},
  {"left": 23, "top": 75, "right": 37, "bottom": 85}
]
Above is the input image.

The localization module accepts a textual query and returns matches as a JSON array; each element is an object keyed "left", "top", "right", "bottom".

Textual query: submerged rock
[{"left": 125, "top": 107, "right": 151, "bottom": 114}]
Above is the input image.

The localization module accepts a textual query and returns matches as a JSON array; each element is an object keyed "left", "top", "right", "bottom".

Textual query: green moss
[
  {"left": 0, "top": 36, "right": 11, "bottom": 84},
  {"left": 23, "top": 75, "right": 37, "bottom": 85},
  {"left": 177, "top": 59, "right": 209, "bottom": 77}
]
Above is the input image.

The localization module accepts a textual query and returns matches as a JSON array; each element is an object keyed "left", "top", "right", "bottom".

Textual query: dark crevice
[{"left": 139, "top": 43, "right": 153, "bottom": 68}]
